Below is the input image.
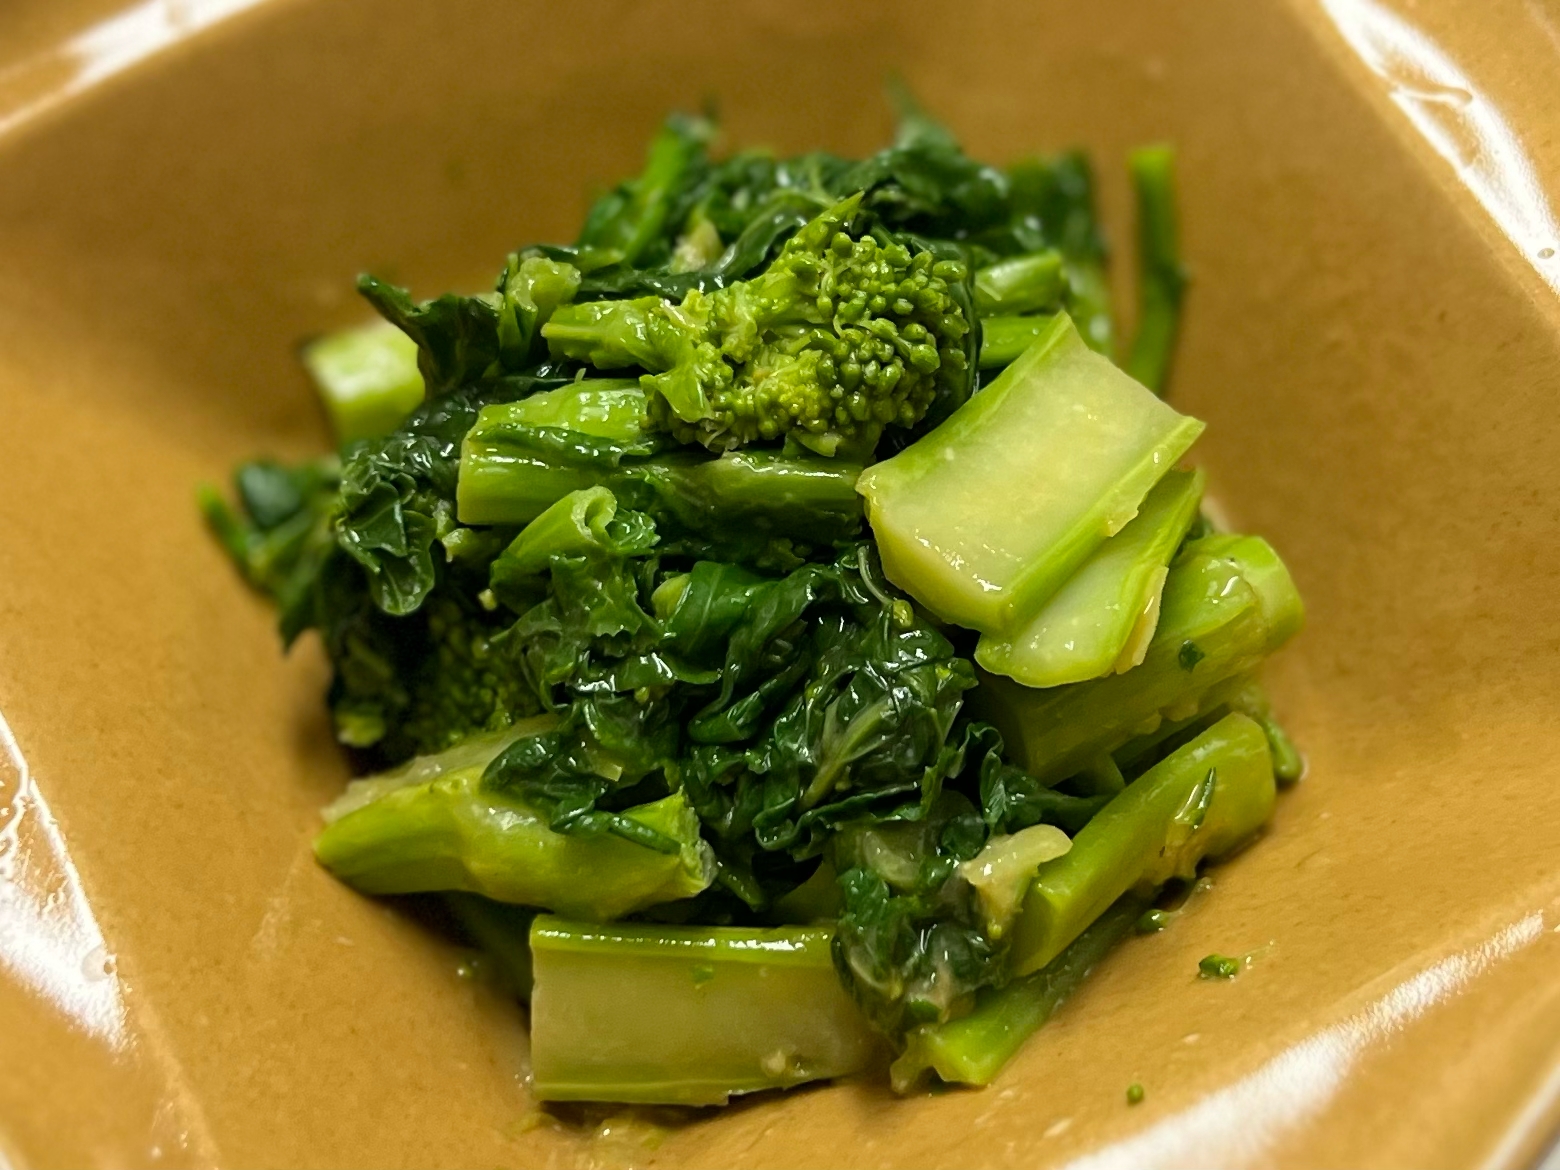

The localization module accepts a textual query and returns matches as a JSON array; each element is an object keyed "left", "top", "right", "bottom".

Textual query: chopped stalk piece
[
  {"left": 496, "top": 255, "right": 581, "bottom": 366},
  {"left": 979, "top": 315, "right": 1057, "bottom": 369},
  {"left": 976, "top": 468, "right": 1204, "bottom": 687},
  {"left": 314, "top": 760, "right": 715, "bottom": 920},
  {"left": 1124, "top": 147, "right": 1188, "bottom": 396},
  {"left": 1078, "top": 754, "right": 1127, "bottom": 796},
  {"left": 303, "top": 320, "right": 425, "bottom": 442},
  {"left": 635, "top": 449, "right": 864, "bottom": 538},
  {"left": 1109, "top": 673, "right": 1254, "bottom": 774},
  {"left": 1009, "top": 713, "right": 1276, "bottom": 976},
  {"left": 974, "top": 251, "right": 1064, "bottom": 316},
  {"left": 890, "top": 895, "right": 1144, "bottom": 1092},
  {"left": 1113, "top": 572, "right": 1167, "bottom": 673},
  {"left": 529, "top": 917, "right": 880, "bottom": 1105},
  {"left": 484, "top": 380, "right": 647, "bottom": 437},
  {"left": 457, "top": 426, "right": 635, "bottom": 528},
  {"left": 458, "top": 404, "right": 863, "bottom": 541},
  {"left": 321, "top": 718, "right": 559, "bottom": 823},
  {"left": 973, "top": 534, "right": 1303, "bottom": 785},
  {"left": 455, "top": 383, "right": 657, "bottom": 525},
  {"left": 857, "top": 313, "right": 1204, "bottom": 633}
]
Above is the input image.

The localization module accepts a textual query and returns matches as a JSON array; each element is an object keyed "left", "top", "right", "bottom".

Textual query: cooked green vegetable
[
  {"left": 979, "top": 314, "right": 1057, "bottom": 369},
  {"left": 529, "top": 917, "right": 879, "bottom": 1104},
  {"left": 858, "top": 312, "right": 1204, "bottom": 633},
  {"left": 457, "top": 405, "right": 864, "bottom": 542},
  {"left": 1136, "top": 908, "right": 1173, "bottom": 934},
  {"left": 198, "top": 457, "right": 339, "bottom": 642},
  {"left": 1009, "top": 713, "right": 1276, "bottom": 975},
  {"left": 975, "top": 468, "right": 1205, "bottom": 687},
  {"left": 203, "top": 96, "right": 1305, "bottom": 1105},
  {"left": 1229, "top": 679, "right": 1306, "bottom": 784},
  {"left": 545, "top": 194, "right": 974, "bottom": 458},
  {"left": 958, "top": 823, "right": 1073, "bottom": 940},
  {"left": 974, "top": 251, "right": 1065, "bottom": 316},
  {"left": 1199, "top": 953, "right": 1241, "bottom": 979},
  {"left": 974, "top": 534, "right": 1304, "bottom": 785},
  {"left": 889, "top": 895, "right": 1144, "bottom": 1092},
  {"left": 315, "top": 724, "right": 716, "bottom": 919},
  {"left": 303, "top": 320, "right": 425, "bottom": 443}
]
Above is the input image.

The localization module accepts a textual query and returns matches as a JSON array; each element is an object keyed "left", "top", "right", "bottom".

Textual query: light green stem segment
[
  {"left": 979, "top": 315, "right": 1057, "bottom": 369},
  {"left": 974, "top": 251, "right": 1064, "bottom": 316},
  {"left": 645, "top": 449, "right": 864, "bottom": 532},
  {"left": 455, "top": 382, "right": 653, "bottom": 525},
  {"left": 857, "top": 312, "right": 1204, "bottom": 634},
  {"left": 312, "top": 721, "right": 715, "bottom": 920},
  {"left": 302, "top": 319, "right": 424, "bottom": 443},
  {"left": 1010, "top": 712, "right": 1276, "bottom": 976},
  {"left": 973, "top": 533, "right": 1303, "bottom": 785},
  {"left": 976, "top": 467, "right": 1204, "bottom": 688},
  {"left": 890, "top": 895, "right": 1144, "bottom": 1092},
  {"left": 528, "top": 917, "right": 880, "bottom": 1105},
  {"left": 1124, "top": 146, "right": 1188, "bottom": 397},
  {"left": 458, "top": 402, "right": 864, "bottom": 532}
]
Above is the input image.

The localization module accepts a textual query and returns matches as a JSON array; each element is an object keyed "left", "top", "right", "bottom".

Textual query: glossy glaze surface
[{"left": 2, "top": 0, "right": 1559, "bottom": 1166}]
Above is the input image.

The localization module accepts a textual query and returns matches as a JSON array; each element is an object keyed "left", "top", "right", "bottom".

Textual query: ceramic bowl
[{"left": 3, "top": 1, "right": 1560, "bottom": 1166}]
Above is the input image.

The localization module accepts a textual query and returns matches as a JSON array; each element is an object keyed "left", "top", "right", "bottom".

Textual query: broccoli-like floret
[
  {"left": 542, "top": 194, "right": 971, "bottom": 456},
  {"left": 390, "top": 594, "right": 540, "bottom": 759}
]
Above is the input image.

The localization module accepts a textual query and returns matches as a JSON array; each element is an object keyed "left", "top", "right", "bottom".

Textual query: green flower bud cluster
[
  {"left": 646, "top": 217, "right": 971, "bottom": 455},
  {"left": 394, "top": 596, "right": 535, "bottom": 757}
]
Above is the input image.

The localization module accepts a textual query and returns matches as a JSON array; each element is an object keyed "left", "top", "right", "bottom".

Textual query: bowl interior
[{"left": 3, "top": 1, "right": 1560, "bottom": 1166}]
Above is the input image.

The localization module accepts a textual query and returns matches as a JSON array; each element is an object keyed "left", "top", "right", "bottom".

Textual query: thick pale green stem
[
  {"left": 314, "top": 767, "right": 714, "bottom": 921},
  {"left": 858, "top": 312, "right": 1204, "bottom": 634},
  {"left": 633, "top": 449, "right": 864, "bottom": 537},
  {"left": 890, "top": 895, "right": 1144, "bottom": 1092},
  {"left": 479, "top": 380, "right": 647, "bottom": 436},
  {"left": 974, "top": 251, "right": 1064, "bottom": 316},
  {"left": 458, "top": 413, "right": 863, "bottom": 538},
  {"left": 1010, "top": 712, "right": 1276, "bottom": 975},
  {"left": 302, "top": 320, "right": 424, "bottom": 442},
  {"left": 979, "top": 315, "right": 1057, "bottom": 369},
  {"left": 976, "top": 467, "right": 1204, "bottom": 687},
  {"left": 528, "top": 917, "right": 880, "bottom": 1105},
  {"left": 973, "top": 533, "right": 1303, "bottom": 785}
]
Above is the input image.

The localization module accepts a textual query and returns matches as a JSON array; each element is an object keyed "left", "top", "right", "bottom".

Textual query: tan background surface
[{"left": 1, "top": 0, "right": 1559, "bottom": 1166}]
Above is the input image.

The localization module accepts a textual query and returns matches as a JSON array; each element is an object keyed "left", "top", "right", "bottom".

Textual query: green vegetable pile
[{"left": 203, "top": 98, "right": 1303, "bottom": 1106}]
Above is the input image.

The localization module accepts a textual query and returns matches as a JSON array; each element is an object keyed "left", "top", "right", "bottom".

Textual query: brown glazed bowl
[{"left": 3, "top": 1, "right": 1560, "bottom": 1166}]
